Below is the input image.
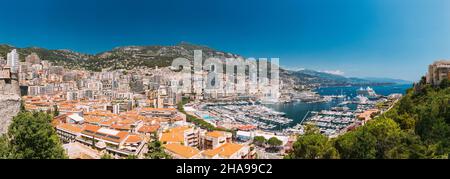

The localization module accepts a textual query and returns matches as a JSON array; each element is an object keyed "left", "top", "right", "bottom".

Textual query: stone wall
[
  {"left": 0, "top": 76, "right": 21, "bottom": 134},
  {"left": 0, "top": 94, "right": 20, "bottom": 134}
]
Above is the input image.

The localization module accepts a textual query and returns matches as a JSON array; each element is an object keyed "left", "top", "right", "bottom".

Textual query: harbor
[
  {"left": 185, "top": 84, "right": 410, "bottom": 136},
  {"left": 185, "top": 101, "right": 293, "bottom": 130},
  {"left": 280, "top": 84, "right": 409, "bottom": 137}
]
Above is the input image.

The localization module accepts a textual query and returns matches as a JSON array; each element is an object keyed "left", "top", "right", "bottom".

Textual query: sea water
[{"left": 264, "top": 84, "right": 412, "bottom": 129}]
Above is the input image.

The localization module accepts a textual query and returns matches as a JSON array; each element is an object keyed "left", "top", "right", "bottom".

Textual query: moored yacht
[{"left": 357, "top": 86, "right": 379, "bottom": 99}]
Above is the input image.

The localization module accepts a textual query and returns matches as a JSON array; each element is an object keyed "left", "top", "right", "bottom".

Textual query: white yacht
[{"left": 357, "top": 87, "right": 378, "bottom": 99}]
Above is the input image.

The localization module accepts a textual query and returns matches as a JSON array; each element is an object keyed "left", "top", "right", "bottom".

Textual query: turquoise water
[
  {"left": 264, "top": 99, "right": 348, "bottom": 129},
  {"left": 264, "top": 84, "right": 412, "bottom": 129},
  {"left": 316, "top": 84, "right": 413, "bottom": 98},
  {"left": 202, "top": 115, "right": 214, "bottom": 120}
]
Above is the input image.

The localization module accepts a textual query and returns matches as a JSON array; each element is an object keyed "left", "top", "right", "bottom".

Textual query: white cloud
[
  {"left": 320, "top": 70, "right": 345, "bottom": 76},
  {"left": 282, "top": 66, "right": 305, "bottom": 71}
]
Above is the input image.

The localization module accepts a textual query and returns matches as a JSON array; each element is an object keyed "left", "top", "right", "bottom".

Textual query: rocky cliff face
[
  {"left": 0, "top": 77, "right": 21, "bottom": 134},
  {"left": 0, "top": 95, "right": 20, "bottom": 134}
]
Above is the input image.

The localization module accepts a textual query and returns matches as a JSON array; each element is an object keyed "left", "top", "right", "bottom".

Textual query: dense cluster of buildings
[
  {"left": 0, "top": 49, "right": 20, "bottom": 91},
  {"left": 1, "top": 49, "right": 261, "bottom": 159},
  {"left": 50, "top": 109, "right": 255, "bottom": 158},
  {"left": 160, "top": 126, "right": 254, "bottom": 159},
  {"left": 5, "top": 48, "right": 424, "bottom": 159}
]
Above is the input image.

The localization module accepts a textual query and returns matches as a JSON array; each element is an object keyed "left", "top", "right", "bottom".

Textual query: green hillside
[{"left": 286, "top": 78, "right": 450, "bottom": 159}]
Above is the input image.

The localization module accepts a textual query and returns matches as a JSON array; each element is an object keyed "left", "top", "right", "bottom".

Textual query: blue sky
[{"left": 1, "top": 0, "right": 450, "bottom": 81}]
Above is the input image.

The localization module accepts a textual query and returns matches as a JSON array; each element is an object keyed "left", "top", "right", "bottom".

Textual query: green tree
[
  {"left": 334, "top": 128, "right": 377, "bottom": 159},
  {"left": 335, "top": 114, "right": 436, "bottom": 159},
  {"left": 146, "top": 140, "right": 171, "bottom": 159},
  {"left": 20, "top": 99, "right": 27, "bottom": 112},
  {"left": 398, "top": 95, "right": 414, "bottom": 114},
  {"left": 145, "top": 132, "right": 171, "bottom": 159},
  {"left": 253, "top": 136, "right": 266, "bottom": 147},
  {"left": 384, "top": 131, "right": 433, "bottom": 159},
  {"left": 439, "top": 79, "right": 450, "bottom": 89},
  {"left": 413, "top": 88, "right": 450, "bottom": 156},
  {"left": 267, "top": 137, "right": 282, "bottom": 148},
  {"left": 126, "top": 155, "right": 138, "bottom": 159},
  {"left": 287, "top": 83, "right": 450, "bottom": 159},
  {"left": 287, "top": 132, "right": 338, "bottom": 159},
  {"left": 177, "top": 98, "right": 230, "bottom": 132},
  {"left": 363, "top": 117, "right": 404, "bottom": 158},
  {"left": 387, "top": 110, "right": 416, "bottom": 130},
  {"left": 8, "top": 111, "right": 67, "bottom": 159},
  {"left": 53, "top": 105, "right": 59, "bottom": 117},
  {"left": 101, "top": 153, "right": 113, "bottom": 159},
  {"left": 0, "top": 135, "right": 11, "bottom": 159},
  {"left": 303, "top": 124, "right": 320, "bottom": 135}
]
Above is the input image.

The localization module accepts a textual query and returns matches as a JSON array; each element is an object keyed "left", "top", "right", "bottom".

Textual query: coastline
[{"left": 264, "top": 83, "right": 412, "bottom": 131}]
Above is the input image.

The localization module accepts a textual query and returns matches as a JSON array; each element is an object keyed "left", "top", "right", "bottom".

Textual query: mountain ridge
[
  {"left": 288, "top": 69, "right": 406, "bottom": 86},
  {"left": 0, "top": 43, "right": 406, "bottom": 86}
]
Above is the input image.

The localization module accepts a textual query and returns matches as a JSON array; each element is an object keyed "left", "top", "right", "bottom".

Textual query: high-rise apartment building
[{"left": 7, "top": 49, "right": 19, "bottom": 73}]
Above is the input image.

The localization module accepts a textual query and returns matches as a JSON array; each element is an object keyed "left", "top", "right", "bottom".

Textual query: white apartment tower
[{"left": 7, "top": 49, "right": 19, "bottom": 73}]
